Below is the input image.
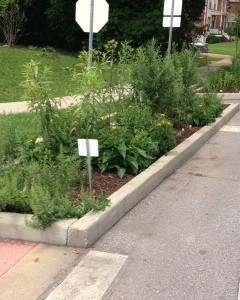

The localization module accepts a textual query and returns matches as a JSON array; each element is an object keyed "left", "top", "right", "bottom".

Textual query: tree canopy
[{"left": 1, "top": 0, "right": 205, "bottom": 50}]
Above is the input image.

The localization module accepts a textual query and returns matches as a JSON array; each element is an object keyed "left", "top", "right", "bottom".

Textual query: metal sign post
[
  {"left": 167, "top": 0, "right": 175, "bottom": 55},
  {"left": 75, "top": 0, "right": 109, "bottom": 193},
  {"left": 163, "top": 0, "right": 182, "bottom": 55},
  {"left": 86, "top": 0, "right": 94, "bottom": 191},
  {"left": 88, "top": 0, "right": 94, "bottom": 69}
]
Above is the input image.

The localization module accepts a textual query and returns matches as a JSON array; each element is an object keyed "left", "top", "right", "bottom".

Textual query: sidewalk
[
  {"left": 198, "top": 53, "right": 232, "bottom": 74},
  {"left": 0, "top": 95, "right": 80, "bottom": 114}
]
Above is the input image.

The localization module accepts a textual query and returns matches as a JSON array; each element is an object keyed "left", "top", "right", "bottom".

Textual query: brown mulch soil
[
  {"left": 217, "top": 87, "right": 239, "bottom": 93},
  {"left": 72, "top": 126, "right": 202, "bottom": 199}
]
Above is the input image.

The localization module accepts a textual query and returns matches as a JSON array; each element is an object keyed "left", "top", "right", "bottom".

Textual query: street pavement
[
  {"left": 1, "top": 54, "right": 240, "bottom": 300},
  {"left": 93, "top": 108, "right": 240, "bottom": 300}
]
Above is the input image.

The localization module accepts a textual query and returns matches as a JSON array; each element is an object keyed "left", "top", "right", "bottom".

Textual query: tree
[
  {"left": 96, "top": 0, "right": 206, "bottom": 49},
  {"left": 16, "top": 0, "right": 205, "bottom": 50},
  {"left": 0, "top": 0, "right": 25, "bottom": 46},
  {"left": 21, "top": 0, "right": 85, "bottom": 49}
]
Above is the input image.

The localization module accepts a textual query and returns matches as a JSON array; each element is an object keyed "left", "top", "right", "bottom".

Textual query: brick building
[{"left": 204, "top": 0, "right": 228, "bottom": 32}]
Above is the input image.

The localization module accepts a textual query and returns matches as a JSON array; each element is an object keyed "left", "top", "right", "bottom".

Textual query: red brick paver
[{"left": 0, "top": 239, "right": 37, "bottom": 277}]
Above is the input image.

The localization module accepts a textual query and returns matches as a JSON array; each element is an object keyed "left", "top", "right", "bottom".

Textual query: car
[{"left": 191, "top": 41, "right": 208, "bottom": 53}]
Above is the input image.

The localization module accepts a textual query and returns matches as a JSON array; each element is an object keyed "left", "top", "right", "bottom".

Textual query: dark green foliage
[
  {"left": 14, "top": 0, "right": 205, "bottom": 50},
  {"left": 20, "top": 0, "right": 85, "bottom": 49},
  {"left": 184, "top": 93, "right": 223, "bottom": 126},
  {"left": 206, "top": 35, "right": 221, "bottom": 44}
]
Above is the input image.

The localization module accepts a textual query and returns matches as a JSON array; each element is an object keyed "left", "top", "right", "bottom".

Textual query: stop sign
[{"left": 76, "top": 0, "right": 109, "bottom": 33}]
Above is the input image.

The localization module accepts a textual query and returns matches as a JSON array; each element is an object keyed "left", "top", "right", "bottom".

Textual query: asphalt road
[{"left": 92, "top": 110, "right": 240, "bottom": 300}]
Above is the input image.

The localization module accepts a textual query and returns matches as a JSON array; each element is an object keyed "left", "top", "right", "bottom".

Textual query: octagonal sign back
[{"left": 76, "top": 0, "right": 109, "bottom": 33}]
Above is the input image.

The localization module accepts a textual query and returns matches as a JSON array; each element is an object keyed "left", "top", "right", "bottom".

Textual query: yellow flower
[
  {"left": 128, "top": 105, "right": 133, "bottom": 109},
  {"left": 199, "top": 104, "right": 203, "bottom": 108},
  {"left": 160, "top": 113, "right": 165, "bottom": 117},
  {"left": 157, "top": 123, "right": 162, "bottom": 127},
  {"left": 167, "top": 121, "right": 171, "bottom": 126},
  {"left": 161, "top": 119, "right": 165, "bottom": 125},
  {"left": 111, "top": 126, "right": 117, "bottom": 130}
]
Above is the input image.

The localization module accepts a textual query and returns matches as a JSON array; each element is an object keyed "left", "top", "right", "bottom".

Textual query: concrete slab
[
  {"left": 218, "top": 93, "right": 240, "bottom": 100},
  {"left": 0, "top": 213, "right": 77, "bottom": 246},
  {"left": 0, "top": 243, "right": 85, "bottom": 300},
  {"left": 45, "top": 250, "right": 128, "bottom": 300}
]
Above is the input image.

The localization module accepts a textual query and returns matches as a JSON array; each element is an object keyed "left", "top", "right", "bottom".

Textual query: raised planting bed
[{"left": 0, "top": 103, "right": 238, "bottom": 248}]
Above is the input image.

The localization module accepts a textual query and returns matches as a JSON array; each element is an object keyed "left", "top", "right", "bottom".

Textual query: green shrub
[
  {"left": 131, "top": 40, "right": 181, "bottom": 114},
  {"left": 0, "top": 151, "right": 109, "bottom": 229},
  {"left": 94, "top": 100, "right": 176, "bottom": 178},
  {"left": 204, "top": 56, "right": 240, "bottom": 92},
  {"left": 184, "top": 93, "right": 223, "bottom": 126},
  {"left": 206, "top": 35, "right": 221, "bottom": 44}
]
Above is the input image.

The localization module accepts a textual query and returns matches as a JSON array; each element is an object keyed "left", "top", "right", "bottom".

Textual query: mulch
[{"left": 73, "top": 126, "right": 202, "bottom": 198}]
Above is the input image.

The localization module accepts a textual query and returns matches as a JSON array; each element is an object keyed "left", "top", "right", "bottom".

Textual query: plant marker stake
[
  {"left": 167, "top": 0, "right": 175, "bottom": 55},
  {"left": 86, "top": 139, "right": 92, "bottom": 196},
  {"left": 78, "top": 139, "right": 99, "bottom": 197}
]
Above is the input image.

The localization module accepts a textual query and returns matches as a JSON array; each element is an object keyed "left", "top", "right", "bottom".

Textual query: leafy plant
[
  {"left": 184, "top": 93, "right": 223, "bottom": 126},
  {"left": 206, "top": 35, "right": 221, "bottom": 44},
  {"left": 0, "top": 150, "right": 109, "bottom": 229}
]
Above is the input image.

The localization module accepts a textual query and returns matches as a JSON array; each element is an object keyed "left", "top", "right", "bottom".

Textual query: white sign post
[
  {"left": 162, "top": 0, "right": 182, "bottom": 55},
  {"left": 78, "top": 139, "right": 99, "bottom": 195}
]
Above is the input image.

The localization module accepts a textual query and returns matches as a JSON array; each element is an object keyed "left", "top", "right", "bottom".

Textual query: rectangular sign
[
  {"left": 78, "top": 139, "right": 99, "bottom": 157},
  {"left": 163, "top": 16, "right": 181, "bottom": 28},
  {"left": 163, "top": 0, "right": 182, "bottom": 16}
]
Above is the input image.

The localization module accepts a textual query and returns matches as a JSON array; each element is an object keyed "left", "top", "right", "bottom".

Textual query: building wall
[{"left": 201, "top": 0, "right": 232, "bottom": 30}]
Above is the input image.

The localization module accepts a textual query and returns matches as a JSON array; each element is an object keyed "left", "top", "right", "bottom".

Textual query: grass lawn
[
  {"left": 197, "top": 56, "right": 222, "bottom": 67},
  {"left": 208, "top": 41, "right": 240, "bottom": 56},
  {"left": 0, "top": 46, "right": 79, "bottom": 103},
  {"left": 0, "top": 112, "right": 40, "bottom": 155}
]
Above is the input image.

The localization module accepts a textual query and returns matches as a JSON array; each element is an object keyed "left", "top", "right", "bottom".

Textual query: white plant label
[{"left": 78, "top": 139, "right": 99, "bottom": 157}]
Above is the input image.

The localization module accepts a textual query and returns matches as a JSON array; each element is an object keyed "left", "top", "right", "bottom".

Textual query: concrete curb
[
  {"left": 217, "top": 93, "right": 240, "bottom": 100},
  {"left": 0, "top": 104, "right": 239, "bottom": 248}
]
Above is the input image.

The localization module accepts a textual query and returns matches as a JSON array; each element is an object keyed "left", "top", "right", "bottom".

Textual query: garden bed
[
  {"left": 74, "top": 126, "right": 201, "bottom": 198},
  {"left": 0, "top": 103, "right": 238, "bottom": 248}
]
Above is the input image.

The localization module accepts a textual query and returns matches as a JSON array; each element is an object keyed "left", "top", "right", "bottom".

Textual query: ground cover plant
[
  {"left": 204, "top": 55, "right": 240, "bottom": 93},
  {"left": 0, "top": 40, "right": 223, "bottom": 229}
]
